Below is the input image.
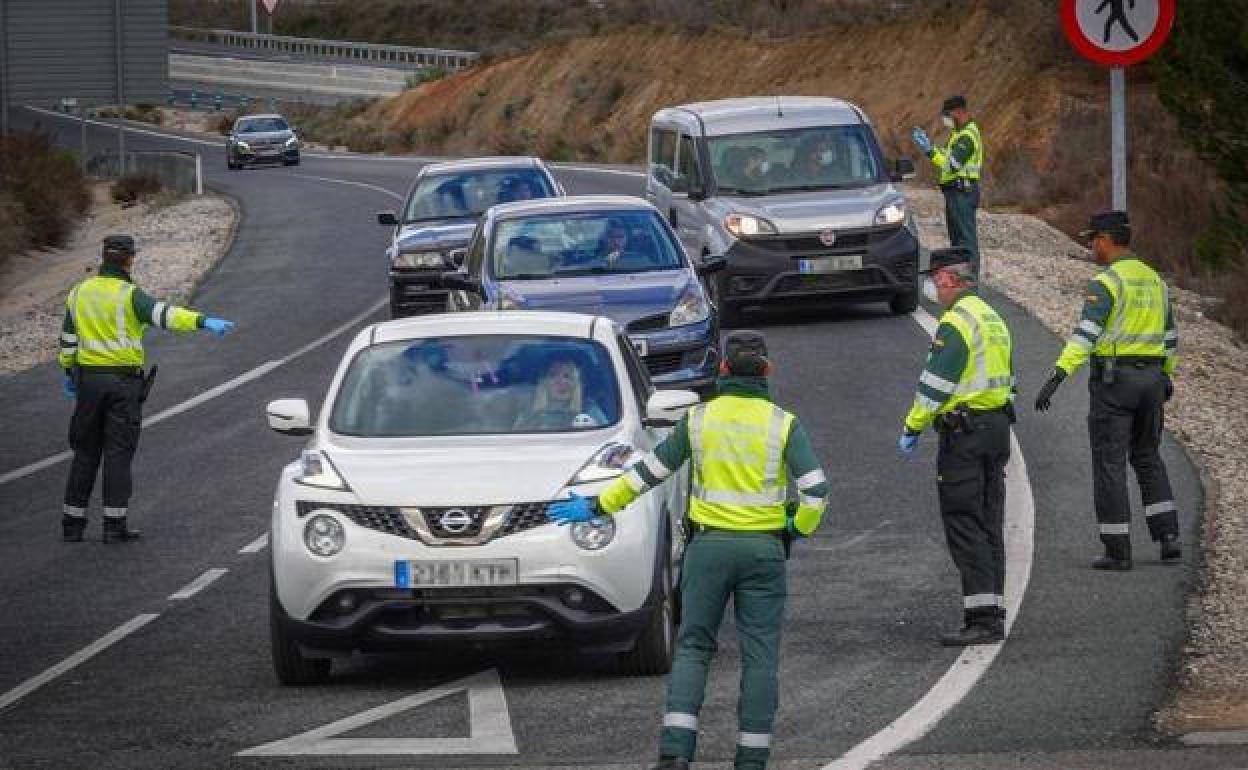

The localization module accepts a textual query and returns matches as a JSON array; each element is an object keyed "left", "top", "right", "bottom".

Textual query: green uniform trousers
[
  {"left": 943, "top": 185, "right": 981, "bottom": 274},
  {"left": 659, "top": 531, "right": 787, "bottom": 769}
]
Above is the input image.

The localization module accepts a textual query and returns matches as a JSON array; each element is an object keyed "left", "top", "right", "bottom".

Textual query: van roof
[{"left": 658, "top": 97, "right": 866, "bottom": 137}]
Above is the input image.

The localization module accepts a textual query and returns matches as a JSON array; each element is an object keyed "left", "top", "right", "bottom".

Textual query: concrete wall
[{"left": 0, "top": 0, "right": 169, "bottom": 110}]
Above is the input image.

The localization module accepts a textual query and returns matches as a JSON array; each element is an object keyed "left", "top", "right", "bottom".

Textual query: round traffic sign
[{"left": 1061, "top": 0, "right": 1175, "bottom": 67}]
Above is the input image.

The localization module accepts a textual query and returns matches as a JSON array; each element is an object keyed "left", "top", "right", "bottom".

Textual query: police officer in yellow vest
[
  {"left": 911, "top": 96, "right": 985, "bottom": 274},
  {"left": 1034, "top": 211, "right": 1181, "bottom": 570},
  {"left": 898, "top": 247, "right": 1014, "bottom": 646},
  {"left": 58, "top": 235, "right": 235, "bottom": 543},
  {"left": 548, "top": 331, "right": 828, "bottom": 770}
]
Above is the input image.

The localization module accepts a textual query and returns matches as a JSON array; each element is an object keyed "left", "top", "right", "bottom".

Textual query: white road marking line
[
  {"left": 822, "top": 307, "right": 1037, "bottom": 770},
  {"left": 0, "top": 296, "right": 386, "bottom": 486},
  {"left": 0, "top": 613, "right": 160, "bottom": 713},
  {"left": 287, "top": 173, "right": 403, "bottom": 200},
  {"left": 168, "top": 568, "right": 229, "bottom": 601},
  {"left": 238, "top": 668, "right": 518, "bottom": 756},
  {"left": 239, "top": 533, "right": 269, "bottom": 554}
]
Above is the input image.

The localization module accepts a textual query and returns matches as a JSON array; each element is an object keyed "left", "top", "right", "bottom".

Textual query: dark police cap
[
  {"left": 942, "top": 95, "right": 967, "bottom": 113},
  {"left": 1079, "top": 210, "right": 1130, "bottom": 239},
  {"left": 723, "top": 330, "right": 769, "bottom": 376},
  {"left": 102, "top": 234, "right": 136, "bottom": 256},
  {"left": 922, "top": 246, "right": 974, "bottom": 275}
]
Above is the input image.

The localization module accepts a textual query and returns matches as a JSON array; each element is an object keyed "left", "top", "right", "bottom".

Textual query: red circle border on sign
[{"left": 1060, "top": 0, "right": 1176, "bottom": 67}]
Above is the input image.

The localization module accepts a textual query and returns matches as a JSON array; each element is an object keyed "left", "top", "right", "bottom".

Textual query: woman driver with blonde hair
[{"left": 514, "top": 358, "right": 606, "bottom": 430}]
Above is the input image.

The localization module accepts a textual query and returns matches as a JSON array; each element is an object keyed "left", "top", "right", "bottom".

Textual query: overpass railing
[{"left": 169, "top": 27, "right": 478, "bottom": 72}]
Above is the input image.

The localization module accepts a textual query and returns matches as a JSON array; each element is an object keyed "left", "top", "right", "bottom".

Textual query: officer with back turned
[
  {"left": 58, "top": 235, "right": 235, "bottom": 543},
  {"left": 548, "top": 330, "right": 829, "bottom": 770},
  {"left": 1034, "top": 211, "right": 1181, "bottom": 570},
  {"left": 898, "top": 246, "right": 1015, "bottom": 646}
]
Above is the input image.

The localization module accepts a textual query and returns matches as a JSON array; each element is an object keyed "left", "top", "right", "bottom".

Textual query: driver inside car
[{"left": 513, "top": 358, "right": 606, "bottom": 431}]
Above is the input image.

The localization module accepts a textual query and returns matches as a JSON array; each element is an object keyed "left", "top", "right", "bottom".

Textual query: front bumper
[
  {"left": 232, "top": 146, "right": 299, "bottom": 165},
  {"left": 389, "top": 269, "right": 450, "bottom": 316},
  {"left": 627, "top": 317, "right": 718, "bottom": 390},
  {"left": 721, "top": 224, "right": 919, "bottom": 307}
]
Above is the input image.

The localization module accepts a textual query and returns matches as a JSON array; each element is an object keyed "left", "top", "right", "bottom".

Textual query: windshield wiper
[
  {"left": 769, "top": 183, "right": 862, "bottom": 192},
  {"left": 716, "top": 187, "right": 769, "bottom": 197},
  {"left": 499, "top": 272, "right": 554, "bottom": 280},
  {"left": 401, "top": 214, "right": 478, "bottom": 224}
]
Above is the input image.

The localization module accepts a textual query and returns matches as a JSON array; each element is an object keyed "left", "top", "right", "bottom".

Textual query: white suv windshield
[
  {"left": 330, "top": 335, "right": 621, "bottom": 436},
  {"left": 493, "top": 210, "right": 683, "bottom": 280},
  {"left": 708, "top": 125, "right": 880, "bottom": 195},
  {"left": 403, "top": 170, "right": 556, "bottom": 222}
]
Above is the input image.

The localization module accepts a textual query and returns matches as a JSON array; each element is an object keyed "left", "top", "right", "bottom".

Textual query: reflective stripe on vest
[
  {"left": 950, "top": 305, "right": 1014, "bottom": 394},
  {"left": 1095, "top": 261, "right": 1169, "bottom": 356},
  {"left": 688, "top": 399, "right": 793, "bottom": 523},
  {"left": 69, "top": 277, "right": 144, "bottom": 365},
  {"left": 937, "top": 295, "right": 1014, "bottom": 415},
  {"left": 939, "top": 121, "right": 983, "bottom": 185}
]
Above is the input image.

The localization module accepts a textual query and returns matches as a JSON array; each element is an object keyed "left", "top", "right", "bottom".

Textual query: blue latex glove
[
  {"left": 62, "top": 374, "right": 76, "bottom": 400},
  {"left": 897, "top": 431, "right": 919, "bottom": 456},
  {"left": 202, "top": 317, "right": 235, "bottom": 337},
  {"left": 785, "top": 517, "right": 805, "bottom": 540},
  {"left": 910, "top": 127, "right": 932, "bottom": 154},
  {"left": 548, "top": 492, "right": 599, "bottom": 526}
]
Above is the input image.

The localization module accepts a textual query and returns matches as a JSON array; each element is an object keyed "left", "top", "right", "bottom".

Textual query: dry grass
[{"left": 0, "top": 133, "right": 90, "bottom": 262}]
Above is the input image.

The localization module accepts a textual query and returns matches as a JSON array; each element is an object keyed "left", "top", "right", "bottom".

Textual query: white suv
[{"left": 264, "top": 311, "right": 697, "bottom": 684}]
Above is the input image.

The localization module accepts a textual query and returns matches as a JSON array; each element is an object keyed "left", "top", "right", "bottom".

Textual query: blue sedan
[{"left": 444, "top": 196, "right": 725, "bottom": 392}]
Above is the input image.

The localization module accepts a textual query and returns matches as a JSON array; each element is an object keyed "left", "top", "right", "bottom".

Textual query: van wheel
[
  {"left": 270, "top": 586, "right": 332, "bottom": 685},
  {"left": 617, "top": 556, "right": 675, "bottom": 676},
  {"left": 889, "top": 288, "right": 919, "bottom": 315}
]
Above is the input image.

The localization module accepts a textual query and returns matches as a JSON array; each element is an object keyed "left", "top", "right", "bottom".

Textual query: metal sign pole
[
  {"left": 114, "top": 0, "right": 127, "bottom": 175},
  {"left": 1110, "top": 66, "right": 1127, "bottom": 212},
  {"left": 250, "top": 0, "right": 258, "bottom": 35}
]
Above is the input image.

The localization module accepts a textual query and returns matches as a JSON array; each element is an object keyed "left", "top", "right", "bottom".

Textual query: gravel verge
[
  {"left": 0, "top": 183, "right": 238, "bottom": 376},
  {"left": 906, "top": 187, "right": 1248, "bottom": 735}
]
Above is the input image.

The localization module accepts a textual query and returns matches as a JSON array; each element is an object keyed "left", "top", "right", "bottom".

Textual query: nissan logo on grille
[
  {"left": 438, "top": 509, "right": 474, "bottom": 534},
  {"left": 818, "top": 228, "right": 838, "bottom": 247}
]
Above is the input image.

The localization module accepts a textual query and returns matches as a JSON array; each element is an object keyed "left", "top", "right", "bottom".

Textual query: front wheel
[
  {"left": 617, "top": 556, "right": 675, "bottom": 676},
  {"left": 889, "top": 288, "right": 919, "bottom": 315},
  {"left": 270, "top": 586, "right": 331, "bottom": 686}
]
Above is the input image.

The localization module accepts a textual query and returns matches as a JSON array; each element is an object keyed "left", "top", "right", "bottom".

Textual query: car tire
[
  {"left": 889, "top": 287, "right": 919, "bottom": 315},
  {"left": 270, "top": 585, "right": 332, "bottom": 686},
  {"left": 226, "top": 159, "right": 240, "bottom": 171},
  {"left": 284, "top": 156, "right": 301, "bottom": 166},
  {"left": 710, "top": 272, "right": 742, "bottom": 329},
  {"left": 617, "top": 551, "right": 675, "bottom": 676}
]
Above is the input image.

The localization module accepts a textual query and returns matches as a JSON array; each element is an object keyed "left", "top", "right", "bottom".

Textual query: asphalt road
[{"left": 0, "top": 108, "right": 1241, "bottom": 769}]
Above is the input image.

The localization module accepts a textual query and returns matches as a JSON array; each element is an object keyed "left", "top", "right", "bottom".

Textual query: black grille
[
  {"left": 501, "top": 502, "right": 551, "bottom": 535},
  {"left": 423, "top": 507, "right": 489, "bottom": 538},
  {"left": 626, "top": 313, "right": 669, "bottom": 333},
  {"left": 298, "top": 502, "right": 414, "bottom": 536},
  {"left": 748, "top": 225, "right": 900, "bottom": 256},
  {"left": 645, "top": 351, "right": 685, "bottom": 376},
  {"left": 773, "top": 268, "right": 883, "bottom": 294}
]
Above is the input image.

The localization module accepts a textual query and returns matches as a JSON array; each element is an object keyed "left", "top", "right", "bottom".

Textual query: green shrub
[{"left": 0, "top": 132, "right": 90, "bottom": 256}]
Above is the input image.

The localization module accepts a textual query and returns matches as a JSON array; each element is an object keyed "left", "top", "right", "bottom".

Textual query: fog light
[
  {"left": 303, "top": 513, "right": 345, "bottom": 557},
  {"left": 561, "top": 588, "right": 586, "bottom": 608},
  {"left": 335, "top": 592, "right": 358, "bottom": 614},
  {"left": 570, "top": 516, "right": 616, "bottom": 550}
]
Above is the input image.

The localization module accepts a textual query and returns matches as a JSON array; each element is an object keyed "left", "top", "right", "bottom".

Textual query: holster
[{"left": 140, "top": 364, "right": 159, "bottom": 403}]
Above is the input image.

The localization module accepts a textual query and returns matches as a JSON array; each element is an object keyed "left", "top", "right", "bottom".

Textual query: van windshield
[{"left": 708, "top": 126, "right": 881, "bottom": 195}]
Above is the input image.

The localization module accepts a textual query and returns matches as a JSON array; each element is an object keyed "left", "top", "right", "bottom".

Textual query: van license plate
[
  {"left": 396, "top": 559, "right": 518, "bottom": 588},
  {"left": 799, "top": 255, "right": 862, "bottom": 274}
]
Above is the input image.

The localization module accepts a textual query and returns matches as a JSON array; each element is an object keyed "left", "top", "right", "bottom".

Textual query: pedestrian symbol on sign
[{"left": 1095, "top": 0, "right": 1138, "bottom": 44}]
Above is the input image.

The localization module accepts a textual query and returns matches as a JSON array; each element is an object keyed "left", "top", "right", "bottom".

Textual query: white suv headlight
[
  {"left": 669, "top": 285, "right": 710, "bottom": 327},
  {"left": 304, "top": 513, "right": 345, "bottom": 557},
  {"left": 392, "top": 250, "right": 446, "bottom": 269},
  {"left": 569, "top": 443, "right": 636, "bottom": 485},
  {"left": 570, "top": 517, "right": 616, "bottom": 550},
  {"left": 724, "top": 213, "right": 777, "bottom": 238},
  {"left": 874, "top": 199, "right": 906, "bottom": 226},
  {"left": 295, "top": 450, "right": 350, "bottom": 491}
]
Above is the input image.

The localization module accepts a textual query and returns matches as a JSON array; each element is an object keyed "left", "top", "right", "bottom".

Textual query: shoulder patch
[
  {"left": 1086, "top": 294, "right": 1100, "bottom": 304},
  {"left": 930, "top": 337, "right": 946, "bottom": 351}
]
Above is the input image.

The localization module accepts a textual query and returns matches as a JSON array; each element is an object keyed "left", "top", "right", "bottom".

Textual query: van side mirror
[
  {"left": 696, "top": 254, "right": 727, "bottom": 276},
  {"left": 643, "top": 389, "right": 701, "bottom": 428},
  {"left": 377, "top": 211, "right": 399, "bottom": 226},
  {"left": 448, "top": 247, "right": 467, "bottom": 268},
  {"left": 266, "top": 398, "right": 313, "bottom": 436},
  {"left": 891, "top": 158, "right": 917, "bottom": 182}
]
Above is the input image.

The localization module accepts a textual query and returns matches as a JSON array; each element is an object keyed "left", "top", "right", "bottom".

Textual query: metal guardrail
[
  {"left": 88, "top": 151, "right": 204, "bottom": 196},
  {"left": 169, "top": 27, "right": 478, "bottom": 72}
]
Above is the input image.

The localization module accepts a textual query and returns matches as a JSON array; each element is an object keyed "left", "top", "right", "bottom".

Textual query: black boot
[
  {"left": 102, "top": 517, "right": 142, "bottom": 544},
  {"left": 1092, "top": 554, "right": 1132, "bottom": 571},
  {"left": 1160, "top": 534, "right": 1181, "bottom": 561},
  {"left": 940, "top": 619, "right": 1004, "bottom": 647},
  {"left": 651, "top": 760, "right": 690, "bottom": 770},
  {"left": 62, "top": 515, "right": 86, "bottom": 542}
]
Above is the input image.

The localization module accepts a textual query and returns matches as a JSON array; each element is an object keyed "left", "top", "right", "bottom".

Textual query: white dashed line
[
  {"left": 239, "top": 533, "right": 269, "bottom": 554},
  {"left": 0, "top": 613, "right": 160, "bottom": 713},
  {"left": 169, "top": 568, "right": 230, "bottom": 601}
]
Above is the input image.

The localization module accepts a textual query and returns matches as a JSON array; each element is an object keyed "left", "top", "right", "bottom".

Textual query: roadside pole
[
  {"left": 250, "top": 0, "right": 258, "bottom": 35},
  {"left": 113, "top": 0, "right": 127, "bottom": 175},
  {"left": 1110, "top": 67, "right": 1127, "bottom": 211},
  {"left": 195, "top": 153, "right": 204, "bottom": 195}
]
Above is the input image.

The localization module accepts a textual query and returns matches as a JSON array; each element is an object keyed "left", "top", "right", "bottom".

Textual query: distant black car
[
  {"left": 226, "top": 114, "right": 300, "bottom": 170},
  {"left": 376, "top": 157, "right": 565, "bottom": 317}
]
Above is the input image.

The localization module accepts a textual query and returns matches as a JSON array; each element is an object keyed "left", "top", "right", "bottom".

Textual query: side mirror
[
  {"left": 696, "top": 254, "right": 727, "bottom": 276},
  {"left": 377, "top": 211, "right": 399, "bottom": 226},
  {"left": 448, "top": 247, "right": 467, "bottom": 268},
  {"left": 266, "top": 398, "right": 313, "bottom": 436},
  {"left": 643, "top": 389, "right": 700, "bottom": 428},
  {"left": 442, "top": 271, "right": 481, "bottom": 293},
  {"left": 891, "top": 158, "right": 917, "bottom": 182}
]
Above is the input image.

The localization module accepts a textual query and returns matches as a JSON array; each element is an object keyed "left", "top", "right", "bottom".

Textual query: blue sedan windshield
[{"left": 493, "top": 210, "right": 684, "bottom": 280}]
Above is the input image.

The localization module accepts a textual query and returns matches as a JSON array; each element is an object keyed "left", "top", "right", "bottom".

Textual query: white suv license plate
[
  {"left": 396, "top": 559, "right": 518, "bottom": 588},
  {"left": 799, "top": 254, "right": 863, "bottom": 274}
]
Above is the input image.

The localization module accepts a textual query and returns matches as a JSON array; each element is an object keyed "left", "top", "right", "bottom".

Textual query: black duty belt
[
  {"left": 692, "top": 522, "right": 785, "bottom": 539},
  {"left": 80, "top": 365, "right": 144, "bottom": 378},
  {"left": 940, "top": 180, "right": 979, "bottom": 192},
  {"left": 1092, "top": 356, "right": 1164, "bottom": 368}
]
